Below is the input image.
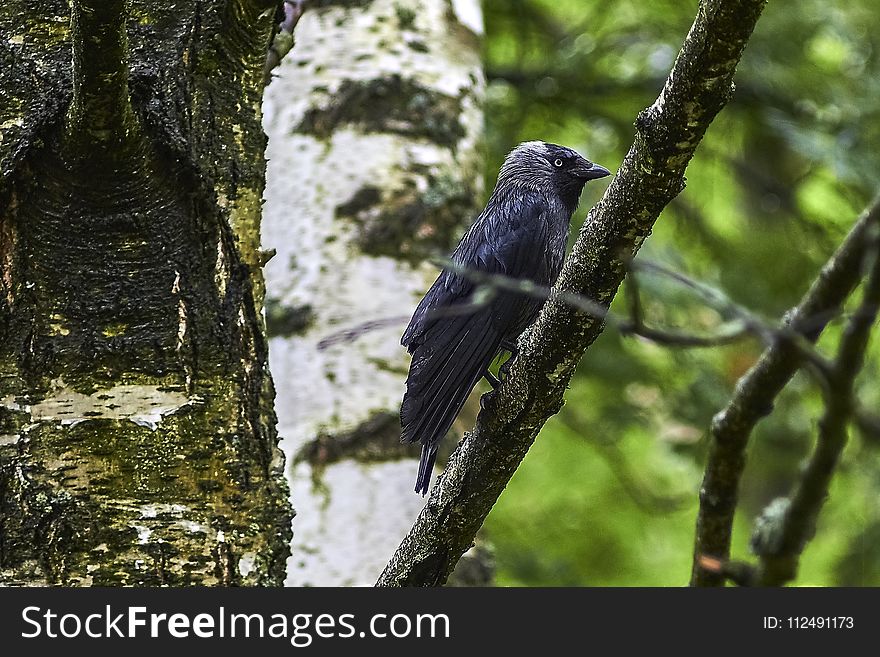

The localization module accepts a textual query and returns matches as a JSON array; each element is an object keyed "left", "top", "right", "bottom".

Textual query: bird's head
[{"left": 497, "top": 141, "right": 611, "bottom": 212}]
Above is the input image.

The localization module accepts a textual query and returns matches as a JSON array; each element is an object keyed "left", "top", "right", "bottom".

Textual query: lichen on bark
[{"left": 0, "top": 0, "right": 292, "bottom": 585}]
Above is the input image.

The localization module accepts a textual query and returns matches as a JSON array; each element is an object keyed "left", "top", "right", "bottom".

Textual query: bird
[{"left": 400, "top": 141, "right": 612, "bottom": 494}]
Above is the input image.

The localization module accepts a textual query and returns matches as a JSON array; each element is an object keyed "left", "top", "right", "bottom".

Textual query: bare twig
[
  {"left": 631, "top": 260, "right": 836, "bottom": 375},
  {"left": 264, "top": 1, "right": 306, "bottom": 85},
  {"left": 633, "top": 261, "right": 769, "bottom": 337},
  {"left": 855, "top": 407, "right": 880, "bottom": 446},
  {"left": 623, "top": 262, "right": 646, "bottom": 328},
  {"left": 618, "top": 258, "right": 751, "bottom": 347},
  {"left": 316, "top": 316, "right": 410, "bottom": 350},
  {"left": 618, "top": 320, "right": 750, "bottom": 348},
  {"left": 691, "top": 195, "right": 880, "bottom": 586},
  {"left": 317, "top": 257, "right": 759, "bottom": 352}
]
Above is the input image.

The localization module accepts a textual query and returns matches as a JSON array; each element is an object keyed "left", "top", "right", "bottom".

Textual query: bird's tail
[
  {"left": 401, "top": 319, "right": 501, "bottom": 495},
  {"left": 415, "top": 443, "right": 439, "bottom": 495}
]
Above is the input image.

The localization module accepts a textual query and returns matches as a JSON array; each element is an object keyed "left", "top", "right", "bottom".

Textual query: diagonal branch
[
  {"left": 752, "top": 222, "right": 880, "bottom": 586},
  {"left": 377, "top": 0, "right": 768, "bottom": 587},
  {"left": 691, "top": 196, "right": 880, "bottom": 586}
]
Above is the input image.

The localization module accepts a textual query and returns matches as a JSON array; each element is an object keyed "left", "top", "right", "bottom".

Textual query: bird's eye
[{"left": 553, "top": 158, "right": 563, "bottom": 167}]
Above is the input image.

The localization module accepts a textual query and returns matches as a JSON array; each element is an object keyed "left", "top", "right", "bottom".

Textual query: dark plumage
[{"left": 400, "top": 141, "right": 612, "bottom": 494}]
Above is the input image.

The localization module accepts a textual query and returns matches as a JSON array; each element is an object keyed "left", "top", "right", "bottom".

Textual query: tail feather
[
  {"left": 401, "top": 316, "right": 501, "bottom": 494},
  {"left": 415, "top": 443, "right": 439, "bottom": 495}
]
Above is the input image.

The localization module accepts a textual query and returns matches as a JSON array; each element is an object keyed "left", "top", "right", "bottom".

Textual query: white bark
[{"left": 262, "top": 0, "right": 484, "bottom": 586}]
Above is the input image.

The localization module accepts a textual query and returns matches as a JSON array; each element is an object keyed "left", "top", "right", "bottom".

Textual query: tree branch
[
  {"left": 66, "top": 0, "right": 139, "bottom": 151},
  {"left": 691, "top": 195, "right": 880, "bottom": 586},
  {"left": 752, "top": 224, "right": 880, "bottom": 586},
  {"left": 377, "top": 0, "right": 768, "bottom": 588}
]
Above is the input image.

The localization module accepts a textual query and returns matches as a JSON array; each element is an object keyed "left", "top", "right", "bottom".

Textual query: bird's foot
[
  {"left": 498, "top": 344, "right": 519, "bottom": 380},
  {"left": 498, "top": 355, "right": 514, "bottom": 381}
]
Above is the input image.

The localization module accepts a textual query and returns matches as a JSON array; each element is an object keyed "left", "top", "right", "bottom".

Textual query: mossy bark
[{"left": 0, "top": 0, "right": 292, "bottom": 585}]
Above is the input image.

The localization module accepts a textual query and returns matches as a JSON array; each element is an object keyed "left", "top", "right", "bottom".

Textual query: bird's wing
[
  {"left": 400, "top": 208, "right": 489, "bottom": 350},
  {"left": 400, "top": 314, "right": 500, "bottom": 441},
  {"left": 471, "top": 195, "right": 554, "bottom": 335},
  {"left": 402, "top": 195, "right": 552, "bottom": 349},
  {"left": 400, "top": 194, "right": 551, "bottom": 442},
  {"left": 477, "top": 200, "right": 550, "bottom": 278},
  {"left": 400, "top": 267, "right": 471, "bottom": 350}
]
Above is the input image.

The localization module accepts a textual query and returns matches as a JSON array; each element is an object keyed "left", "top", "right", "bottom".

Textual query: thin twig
[
  {"left": 264, "top": 1, "right": 306, "bottom": 85},
  {"left": 618, "top": 320, "right": 750, "bottom": 347},
  {"left": 621, "top": 259, "right": 753, "bottom": 346},
  {"left": 624, "top": 266, "right": 645, "bottom": 329},
  {"left": 632, "top": 260, "right": 836, "bottom": 376},
  {"left": 854, "top": 408, "right": 880, "bottom": 446},
  {"left": 317, "top": 257, "right": 760, "bottom": 352},
  {"left": 315, "top": 315, "right": 410, "bottom": 350}
]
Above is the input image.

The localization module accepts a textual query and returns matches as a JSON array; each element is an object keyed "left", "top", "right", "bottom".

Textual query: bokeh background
[{"left": 478, "top": 0, "right": 880, "bottom": 586}]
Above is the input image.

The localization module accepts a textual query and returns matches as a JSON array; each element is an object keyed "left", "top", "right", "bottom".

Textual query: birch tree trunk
[
  {"left": 261, "top": 0, "right": 485, "bottom": 586},
  {"left": 0, "top": 0, "right": 291, "bottom": 585}
]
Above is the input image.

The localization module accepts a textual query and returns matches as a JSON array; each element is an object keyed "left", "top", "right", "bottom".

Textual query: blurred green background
[{"left": 479, "top": 0, "right": 880, "bottom": 586}]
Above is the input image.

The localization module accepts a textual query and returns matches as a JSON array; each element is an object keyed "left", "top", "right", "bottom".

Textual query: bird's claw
[{"left": 499, "top": 355, "right": 515, "bottom": 380}]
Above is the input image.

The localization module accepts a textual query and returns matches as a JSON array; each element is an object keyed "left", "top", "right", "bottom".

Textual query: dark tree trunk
[{"left": 0, "top": 0, "right": 292, "bottom": 585}]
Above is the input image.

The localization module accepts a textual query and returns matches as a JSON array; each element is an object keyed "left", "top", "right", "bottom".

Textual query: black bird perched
[{"left": 400, "top": 141, "right": 611, "bottom": 494}]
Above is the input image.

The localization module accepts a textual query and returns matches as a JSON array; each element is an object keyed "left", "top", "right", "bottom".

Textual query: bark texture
[
  {"left": 377, "top": 0, "right": 768, "bottom": 587},
  {"left": 261, "top": 0, "right": 484, "bottom": 586},
  {"left": 0, "top": 0, "right": 292, "bottom": 585}
]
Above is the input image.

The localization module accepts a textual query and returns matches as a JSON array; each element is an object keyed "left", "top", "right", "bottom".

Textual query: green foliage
[{"left": 481, "top": 0, "right": 880, "bottom": 586}]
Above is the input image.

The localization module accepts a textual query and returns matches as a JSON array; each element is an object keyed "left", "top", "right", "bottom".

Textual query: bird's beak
[{"left": 574, "top": 162, "right": 612, "bottom": 181}]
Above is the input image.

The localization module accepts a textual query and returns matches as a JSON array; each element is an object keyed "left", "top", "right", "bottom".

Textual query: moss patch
[
  {"left": 265, "top": 300, "right": 316, "bottom": 338},
  {"left": 335, "top": 172, "right": 479, "bottom": 263},
  {"left": 297, "top": 75, "right": 467, "bottom": 148}
]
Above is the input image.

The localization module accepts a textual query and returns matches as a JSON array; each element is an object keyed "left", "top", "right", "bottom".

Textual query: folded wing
[{"left": 400, "top": 195, "right": 553, "bottom": 494}]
